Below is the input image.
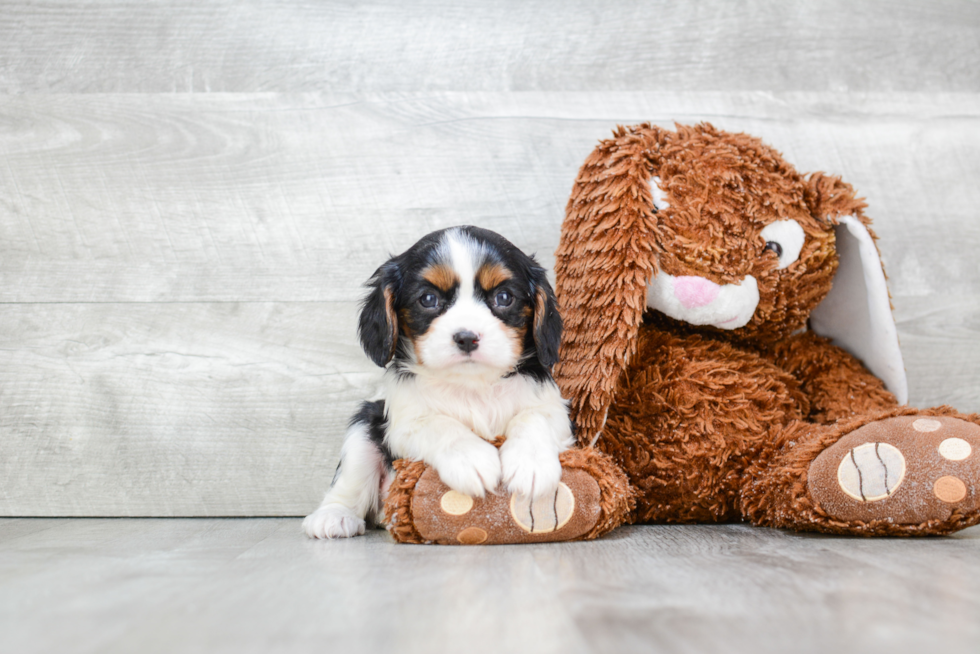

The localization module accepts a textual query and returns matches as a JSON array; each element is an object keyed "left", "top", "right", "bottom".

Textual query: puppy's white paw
[
  {"left": 500, "top": 438, "right": 562, "bottom": 500},
  {"left": 302, "top": 504, "right": 366, "bottom": 539},
  {"left": 432, "top": 439, "right": 502, "bottom": 498}
]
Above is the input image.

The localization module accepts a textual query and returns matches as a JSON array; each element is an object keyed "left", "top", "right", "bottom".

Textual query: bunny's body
[{"left": 555, "top": 124, "right": 980, "bottom": 535}]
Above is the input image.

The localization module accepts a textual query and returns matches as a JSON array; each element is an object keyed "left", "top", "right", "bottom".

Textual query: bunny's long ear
[
  {"left": 806, "top": 173, "right": 908, "bottom": 404},
  {"left": 553, "top": 124, "right": 667, "bottom": 447}
]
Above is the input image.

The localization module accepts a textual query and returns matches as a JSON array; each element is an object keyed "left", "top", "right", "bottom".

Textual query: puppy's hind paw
[{"left": 302, "top": 504, "right": 366, "bottom": 539}]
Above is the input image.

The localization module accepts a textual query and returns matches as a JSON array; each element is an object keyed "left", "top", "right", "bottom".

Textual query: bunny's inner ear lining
[{"left": 809, "top": 215, "right": 908, "bottom": 404}]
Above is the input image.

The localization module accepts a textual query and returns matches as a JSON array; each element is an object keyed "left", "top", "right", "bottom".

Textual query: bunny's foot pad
[
  {"left": 384, "top": 448, "right": 633, "bottom": 545},
  {"left": 809, "top": 415, "right": 980, "bottom": 530}
]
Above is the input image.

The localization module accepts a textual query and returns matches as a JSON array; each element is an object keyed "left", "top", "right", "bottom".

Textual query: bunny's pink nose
[{"left": 673, "top": 276, "right": 720, "bottom": 308}]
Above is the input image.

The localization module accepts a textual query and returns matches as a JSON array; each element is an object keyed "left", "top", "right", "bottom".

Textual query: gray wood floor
[
  {"left": 2, "top": 519, "right": 980, "bottom": 654},
  {"left": 2, "top": 2, "right": 980, "bottom": 652}
]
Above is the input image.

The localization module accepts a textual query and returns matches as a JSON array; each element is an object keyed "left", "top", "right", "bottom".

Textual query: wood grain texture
[
  {"left": 3, "top": 92, "right": 980, "bottom": 303},
  {"left": 3, "top": 91, "right": 980, "bottom": 515},
  {"left": 894, "top": 297, "right": 980, "bottom": 410},
  {"left": 0, "top": 302, "right": 375, "bottom": 515},
  {"left": 1, "top": 520, "right": 979, "bottom": 654},
  {"left": 1, "top": 1, "right": 979, "bottom": 517},
  {"left": 0, "top": 1, "right": 978, "bottom": 93}
]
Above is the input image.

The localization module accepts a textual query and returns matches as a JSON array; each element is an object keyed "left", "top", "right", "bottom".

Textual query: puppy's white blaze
[
  {"left": 445, "top": 228, "right": 480, "bottom": 301},
  {"left": 647, "top": 270, "right": 760, "bottom": 330}
]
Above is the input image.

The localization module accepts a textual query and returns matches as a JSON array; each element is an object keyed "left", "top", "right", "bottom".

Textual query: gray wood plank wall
[{"left": 2, "top": 2, "right": 979, "bottom": 516}]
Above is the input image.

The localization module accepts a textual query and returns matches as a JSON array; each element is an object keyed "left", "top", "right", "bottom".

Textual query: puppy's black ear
[
  {"left": 530, "top": 264, "right": 563, "bottom": 369},
  {"left": 358, "top": 261, "right": 401, "bottom": 368}
]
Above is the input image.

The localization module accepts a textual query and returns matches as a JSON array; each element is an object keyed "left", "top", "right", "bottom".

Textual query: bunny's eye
[{"left": 760, "top": 220, "right": 805, "bottom": 270}]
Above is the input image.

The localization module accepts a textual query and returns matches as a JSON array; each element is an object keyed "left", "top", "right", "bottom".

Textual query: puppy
[{"left": 304, "top": 226, "right": 574, "bottom": 539}]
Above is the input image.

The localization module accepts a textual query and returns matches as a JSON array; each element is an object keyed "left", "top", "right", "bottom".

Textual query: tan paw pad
[
  {"left": 440, "top": 490, "right": 474, "bottom": 515},
  {"left": 913, "top": 418, "right": 943, "bottom": 432},
  {"left": 934, "top": 476, "right": 968, "bottom": 503},
  {"left": 809, "top": 414, "right": 980, "bottom": 527},
  {"left": 938, "top": 438, "right": 972, "bottom": 461},
  {"left": 510, "top": 483, "right": 575, "bottom": 534},
  {"left": 837, "top": 442, "right": 905, "bottom": 502},
  {"left": 456, "top": 527, "right": 488, "bottom": 544}
]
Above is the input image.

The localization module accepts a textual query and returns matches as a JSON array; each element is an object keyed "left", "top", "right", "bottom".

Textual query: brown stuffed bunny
[{"left": 554, "top": 122, "right": 980, "bottom": 536}]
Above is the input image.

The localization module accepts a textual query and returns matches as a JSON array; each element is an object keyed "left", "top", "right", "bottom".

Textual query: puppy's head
[{"left": 358, "top": 226, "right": 561, "bottom": 378}]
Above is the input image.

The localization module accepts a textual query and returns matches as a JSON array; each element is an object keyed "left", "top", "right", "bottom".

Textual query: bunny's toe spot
[{"left": 934, "top": 476, "right": 968, "bottom": 503}]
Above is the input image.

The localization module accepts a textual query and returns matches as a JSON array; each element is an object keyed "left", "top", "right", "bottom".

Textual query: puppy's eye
[
  {"left": 494, "top": 290, "right": 513, "bottom": 308},
  {"left": 419, "top": 293, "right": 439, "bottom": 309},
  {"left": 764, "top": 241, "right": 783, "bottom": 258}
]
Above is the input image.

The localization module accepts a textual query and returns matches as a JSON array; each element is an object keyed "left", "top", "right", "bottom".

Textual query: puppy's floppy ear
[
  {"left": 358, "top": 261, "right": 401, "bottom": 368},
  {"left": 529, "top": 263, "right": 563, "bottom": 369}
]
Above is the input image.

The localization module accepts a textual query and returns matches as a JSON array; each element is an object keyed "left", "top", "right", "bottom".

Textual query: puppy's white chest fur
[
  {"left": 381, "top": 368, "right": 573, "bottom": 504},
  {"left": 385, "top": 371, "right": 555, "bottom": 442}
]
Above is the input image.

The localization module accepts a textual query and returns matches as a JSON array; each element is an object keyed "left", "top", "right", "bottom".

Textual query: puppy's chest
[{"left": 394, "top": 375, "right": 533, "bottom": 439}]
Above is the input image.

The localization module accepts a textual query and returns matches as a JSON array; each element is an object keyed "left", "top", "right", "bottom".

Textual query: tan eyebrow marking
[
  {"left": 421, "top": 264, "right": 459, "bottom": 292},
  {"left": 477, "top": 262, "right": 512, "bottom": 291}
]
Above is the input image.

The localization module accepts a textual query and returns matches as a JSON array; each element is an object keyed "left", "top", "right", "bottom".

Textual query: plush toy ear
[
  {"left": 358, "top": 261, "right": 401, "bottom": 368},
  {"left": 805, "top": 174, "right": 908, "bottom": 404},
  {"left": 553, "top": 124, "right": 666, "bottom": 446},
  {"left": 529, "top": 266, "right": 562, "bottom": 369}
]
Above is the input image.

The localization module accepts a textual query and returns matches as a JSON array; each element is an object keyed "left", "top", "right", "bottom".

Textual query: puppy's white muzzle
[
  {"left": 647, "top": 271, "right": 759, "bottom": 330},
  {"left": 417, "top": 297, "right": 518, "bottom": 372}
]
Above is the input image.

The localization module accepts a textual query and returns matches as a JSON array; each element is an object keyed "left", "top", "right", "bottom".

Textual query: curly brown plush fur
[
  {"left": 554, "top": 123, "right": 980, "bottom": 536},
  {"left": 741, "top": 406, "right": 980, "bottom": 536}
]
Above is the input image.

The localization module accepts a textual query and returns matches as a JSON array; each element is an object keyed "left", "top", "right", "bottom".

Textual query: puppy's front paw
[
  {"left": 302, "top": 504, "right": 366, "bottom": 539},
  {"left": 432, "top": 439, "right": 502, "bottom": 498},
  {"left": 500, "top": 439, "right": 562, "bottom": 500}
]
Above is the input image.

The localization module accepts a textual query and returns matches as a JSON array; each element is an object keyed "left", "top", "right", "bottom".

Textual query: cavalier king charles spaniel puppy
[{"left": 303, "top": 226, "right": 573, "bottom": 539}]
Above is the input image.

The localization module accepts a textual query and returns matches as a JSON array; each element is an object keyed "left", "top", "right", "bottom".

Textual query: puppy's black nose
[{"left": 453, "top": 330, "right": 480, "bottom": 353}]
